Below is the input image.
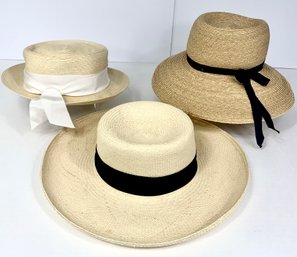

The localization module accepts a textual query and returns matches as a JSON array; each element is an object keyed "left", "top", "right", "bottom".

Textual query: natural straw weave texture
[
  {"left": 97, "top": 102, "right": 196, "bottom": 176},
  {"left": 187, "top": 12, "right": 269, "bottom": 69},
  {"left": 24, "top": 40, "right": 108, "bottom": 74},
  {"left": 41, "top": 101, "right": 248, "bottom": 247},
  {"left": 152, "top": 12, "right": 294, "bottom": 124},
  {"left": 1, "top": 40, "right": 128, "bottom": 105}
]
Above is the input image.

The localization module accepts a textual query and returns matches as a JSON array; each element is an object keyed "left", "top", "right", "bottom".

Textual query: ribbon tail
[
  {"left": 256, "top": 100, "right": 279, "bottom": 133},
  {"left": 29, "top": 99, "right": 49, "bottom": 129},
  {"left": 251, "top": 72, "right": 270, "bottom": 86},
  {"left": 30, "top": 89, "right": 75, "bottom": 129},
  {"left": 250, "top": 72, "right": 279, "bottom": 133},
  {"left": 250, "top": 100, "right": 265, "bottom": 148},
  {"left": 239, "top": 77, "right": 265, "bottom": 147},
  {"left": 30, "top": 88, "right": 74, "bottom": 129},
  {"left": 41, "top": 88, "right": 75, "bottom": 128}
]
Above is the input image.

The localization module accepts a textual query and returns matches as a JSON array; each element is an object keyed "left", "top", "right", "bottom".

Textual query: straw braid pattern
[
  {"left": 42, "top": 109, "right": 248, "bottom": 247},
  {"left": 152, "top": 12, "right": 295, "bottom": 124},
  {"left": 24, "top": 40, "right": 108, "bottom": 75},
  {"left": 97, "top": 102, "right": 196, "bottom": 176},
  {"left": 187, "top": 12, "right": 270, "bottom": 69},
  {"left": 153, "top": 52, "right": 294, "bottom": 123}
]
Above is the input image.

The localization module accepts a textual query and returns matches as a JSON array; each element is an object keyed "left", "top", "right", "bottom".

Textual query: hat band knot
[
  {"left": 95, "top": 148, "right": 198, "bottom": 196},
  {"left": 23, "top": 68, "right": 110, "bottom": 129},
  {"left": 186, "top": 54, "right": 279, "bottom": 147}
]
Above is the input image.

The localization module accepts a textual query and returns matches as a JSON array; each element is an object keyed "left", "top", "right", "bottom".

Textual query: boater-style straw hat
[
  {"left": 152, "top": 12, "right": 294, "bottom": 147},
  {"left": 42, "top": 101, "right": 248, "bottom": 247},
  {"left": 1, "top": 40, "right": 128, "bottom": 129}
]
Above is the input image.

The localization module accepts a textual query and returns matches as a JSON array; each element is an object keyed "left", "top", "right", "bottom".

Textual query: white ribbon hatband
[{"left": 24, "top": 68, "right": 110, "bottom": 129}]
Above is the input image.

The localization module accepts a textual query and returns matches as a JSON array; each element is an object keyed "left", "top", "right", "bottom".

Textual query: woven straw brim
[
  {"left": 1, "top": 63, "right": 128, "bottom": 105},
  {"left": 41, "top": 111, "right": 248, "bottom": 247},
  {"left": 152, "top": 51, "right": 294, "bottom": 124}
]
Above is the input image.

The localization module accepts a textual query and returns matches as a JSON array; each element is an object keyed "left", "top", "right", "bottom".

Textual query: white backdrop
[
  {"left": 0, "top": 0, "right": 174, "bottom": 63},
  {"left": 0, "top": 0, "right": 297, "bottom": 67}
]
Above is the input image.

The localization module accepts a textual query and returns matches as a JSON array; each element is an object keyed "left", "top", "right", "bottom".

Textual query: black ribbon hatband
[
  {"left": 95, "top": 149, "right": 198, "bottom": 196},
  {"left": 187, "top": 54, "right": 279, "bottom": 147}
]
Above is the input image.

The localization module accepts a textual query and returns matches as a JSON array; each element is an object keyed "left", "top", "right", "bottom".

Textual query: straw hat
[
  {"left": 2, "top": 40, "right": 128, "bottom": 105},
  {"left": 152, "top": 12, "right": 294, "bottom": 125},
  {"left": 42, "top": 101, "right": 248, "bottom": 247},
  {"left": 1, "top": 40, "right": 128, "bottom": 128}
]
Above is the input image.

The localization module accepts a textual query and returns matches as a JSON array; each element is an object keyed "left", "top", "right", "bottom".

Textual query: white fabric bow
[{"left": 23, "top": 68, "right": 110, "bottom": 129}]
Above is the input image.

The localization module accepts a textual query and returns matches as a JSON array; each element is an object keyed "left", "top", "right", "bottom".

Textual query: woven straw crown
[
  {"left": 41, "top": 104, "right": 248, "bottom": 247},
  {"left": 152, "top": 12, "right": 294, "bottom": 125},
  {"left": 23, "top": 40, "right": 108, "bottom": 75},
  {"left": 96, "top": 101, "right": 196, "bottom": 177},
  {"left": 187, "top": 12, "right": 270, "bottom": 69}
]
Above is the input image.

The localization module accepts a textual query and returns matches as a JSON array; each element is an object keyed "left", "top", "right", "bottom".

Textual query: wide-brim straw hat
[
  {"left": 152, "top": 12, "right": 294, "bottom": 124},
  {"left": 1, "top": 40, "right": 128, "bottom": 106},
  {"left": 41, "top": 101, "right": 248, "bottom": 247}
]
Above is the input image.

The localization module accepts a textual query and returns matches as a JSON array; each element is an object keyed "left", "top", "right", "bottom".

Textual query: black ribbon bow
[{"left": 187, "top": 54, "right": 279, "bottom": 147}]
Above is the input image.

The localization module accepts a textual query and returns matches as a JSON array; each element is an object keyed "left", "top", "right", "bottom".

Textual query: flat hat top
[
  {"left": 24, "top": 40, "right": 108, "bottom": 74},
  {"left": 26, "top": 40, "right": 106, "bottom": 56}
]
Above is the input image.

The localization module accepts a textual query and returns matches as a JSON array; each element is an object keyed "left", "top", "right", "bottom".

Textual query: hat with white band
[
  {"left": 1, "top": 40, "right": 128, "bottom": 129},
  {"left": 42, "top": 101, "right": 248, "bottom": 247}
]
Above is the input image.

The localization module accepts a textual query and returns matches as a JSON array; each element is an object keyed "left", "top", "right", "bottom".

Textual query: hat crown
[
  {"left": 96, "top": 101, "right": 196, "bottom": 177},
  {"left": 24, "top": 40, "right": 108, "bottom": 75},
  {"left": 187, "top": 12, "right": 270, "bottom": 69}
]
